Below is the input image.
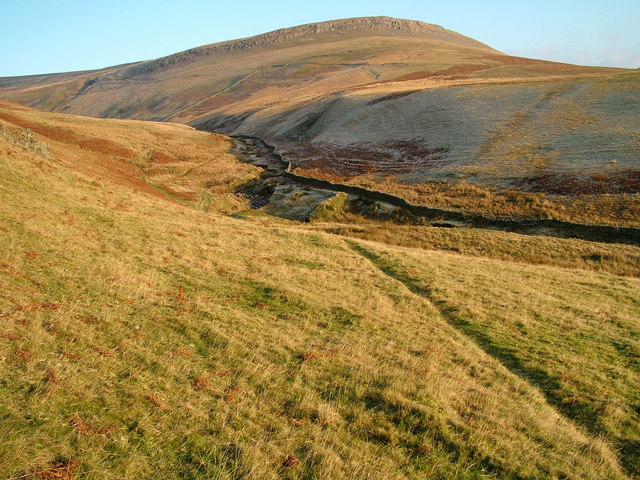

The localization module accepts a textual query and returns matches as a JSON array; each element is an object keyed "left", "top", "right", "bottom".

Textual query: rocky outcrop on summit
[
  {"left": 210, "top": 16, "right": 496, "bottom": 50},
  {"left": 123, "top": 17, "right": 495, "bottom": 76}
]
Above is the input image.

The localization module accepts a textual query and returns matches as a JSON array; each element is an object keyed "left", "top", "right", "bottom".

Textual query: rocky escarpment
[{"left": 122, "top": 16, "right": 496, "bottom": 76}]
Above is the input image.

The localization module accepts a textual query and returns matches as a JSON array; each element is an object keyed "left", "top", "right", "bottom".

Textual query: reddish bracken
[
  {"left": 224, "top": 385, "right": 242, "bottom": 402},
  {"left": 14, "top": 348, "right": 34, "bottom": 362},
  {"left": 17, "top": 303, "right": 61, "bottom": 312},
  {"left": 515, "top": 170, "right": 640, "bottom": 195},
  {"left": 28, "top": 459, "right": 79, "bottom": 480},
  {"left": 151, "top": 151, "right": 181, "bottom": 164},
  {"left": 289, "top": 139, "right": 450, "bottom": 179},
  {"left": 416, "top": 444, "right": 431, "bottom": 456},
  {"left": 46, "top": 368, "right": 62, "bottom": 384},
  {"left": 175, "top": 348, "right": 194, "bottom": 357},
  {"left": 144, "top": 394, "right": 166, "bottom": 409},
  {"left": 0, "top": 111, "right": 79, "bottom": 143},
  {"left": 78, "top": 314, "right": 98, "bottom": 324},
  {"left": 92, "top": 345, "right": 114, "bottom": 357},
  {"left": 77, "top": 137, "right": 133, "bottom": 158},
  {"left": 282, "top": 454, "right": 299, "bottom": 468},
  {"left": 67, "top": 413, "right": 117, "bottom": 437},
  {"left": 192, "top": 376, "right": 210, "bottom": 391}
]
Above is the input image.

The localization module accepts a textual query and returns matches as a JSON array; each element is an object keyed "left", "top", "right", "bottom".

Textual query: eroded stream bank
[{"left": 229, "top": 134, "right": 640, "bottom": 246}]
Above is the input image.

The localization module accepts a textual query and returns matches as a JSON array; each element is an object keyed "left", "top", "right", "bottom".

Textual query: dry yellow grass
[
  {"left": 1, "top": 102, "right": 639, "bottom": 478},
  {"left": 0, "top": 100, "right": 261, "bottom": 213},
  {"left": 312, "top": 220, "right": 640, "bottom": 277},
  {"left": 341, "top": 179, "right": 640, "bottom": 227}
]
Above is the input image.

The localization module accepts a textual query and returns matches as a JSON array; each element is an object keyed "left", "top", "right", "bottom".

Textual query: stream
[{"left": 231, "top": 134, "right": 640, "bottom": 246}]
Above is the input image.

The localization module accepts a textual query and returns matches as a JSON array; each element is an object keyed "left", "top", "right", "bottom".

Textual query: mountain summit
[
  {"left": 0, "top": 15, "right": 609, "bottom": 124},
  {"left": 1, "top": 16, "right": 636, "bottom": 224},
  {"left": 190, "top": 16, "right": 496, "bottom": 51}
]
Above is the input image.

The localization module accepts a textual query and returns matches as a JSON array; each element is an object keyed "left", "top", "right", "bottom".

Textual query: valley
[
  {"left": 2, "top": 17, "right": 638, "bottom": 228},
  {"left": 1, "top": 16, "right": 639, "bottom": 480}
]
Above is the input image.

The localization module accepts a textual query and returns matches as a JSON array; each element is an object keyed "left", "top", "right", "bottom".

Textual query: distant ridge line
[{"left": 123, "top": 16, "right": 495, "bottom": 76}]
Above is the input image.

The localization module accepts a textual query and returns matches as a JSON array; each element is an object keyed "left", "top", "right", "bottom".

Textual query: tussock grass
[
  {"left": 314, "top": 221, "right": 640, "bottom": 277},
  {"left": 347, "top": 179, "right": 640, "bottom": 227},
  {"left": 1, "top": 107, "right": 639, "bottom": 478}
]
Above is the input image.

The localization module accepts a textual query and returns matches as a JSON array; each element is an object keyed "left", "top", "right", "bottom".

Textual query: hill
[
  {"left": 1, "top": 101, "right": 640, "bottom": 478},
  {"left": 0, "top": 100, "right": 261, "bottom": 212},
  {"left": 1, "top": 17, "right": 638, "bottom": 226}
]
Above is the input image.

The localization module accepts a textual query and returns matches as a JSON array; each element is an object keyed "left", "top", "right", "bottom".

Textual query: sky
[{"left": 1, "top": 0, "right": 639, "bottom": 77}]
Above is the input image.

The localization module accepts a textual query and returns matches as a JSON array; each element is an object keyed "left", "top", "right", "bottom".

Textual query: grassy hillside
[
  {"left": 0, "top": 100, "right": 261, "bottom": 213},
  {"left": 1, "top": 17, "right": 636, "bottom": 227},
  {"left": 249, "top": 72, "right": 640, "bottom": 227},
  {"left": 1, "top": 104, "right": 639, "bottom": 479},
  {"left": 0, "top": 17, "right": 614, "bottom": 126}
]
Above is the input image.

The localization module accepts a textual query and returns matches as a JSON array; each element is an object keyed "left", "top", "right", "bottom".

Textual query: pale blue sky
[{"left": 1, "top": 0, "right": 638, "bottom": 77}]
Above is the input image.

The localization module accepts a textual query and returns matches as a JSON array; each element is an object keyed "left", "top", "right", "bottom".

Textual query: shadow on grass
[{"left": 346, "top": 240, "right": 638, "bottom": 477}]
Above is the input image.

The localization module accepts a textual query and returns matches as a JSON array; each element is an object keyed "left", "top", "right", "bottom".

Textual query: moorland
[{"left": 1, "top": 16, "right": 639, "bottom": 480}]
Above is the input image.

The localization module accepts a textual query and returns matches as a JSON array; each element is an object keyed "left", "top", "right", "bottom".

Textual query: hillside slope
[
  {"left": 0, "top": 17, "right": 504, "bottom": 121},
  {"left": 1, "top": 17, "right": 637, "bottom": 226},
  {"left": 1, "top": 103, "right": 640, "bottom": 478},
  {"left": 0, "top": 100, "right": 261, "bottom": 212}
]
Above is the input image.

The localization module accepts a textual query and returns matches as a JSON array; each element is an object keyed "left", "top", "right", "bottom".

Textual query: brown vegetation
[
  {"left": 291, "top": 140, "right": 450, "bottom": 177},
  {"left": 341, "top": 178, "right": 640, "bottom": 227},
  {"left": 143, "top": 394, "right": 166, "bottom": 409},
  {"left": 77, "top": 137, "right": 133, "bottom": 158},
  {"left": 150, "top": 150, "right": 181, "bottom": 164},
  {"left": 392, "top": 64, "right": 490, "bottom": 82},
  {"left": 1, "top": 61, "right": 639, "bottom": 479},
  {"left": 224, "top": 384, "right": 242, "bottom": 402},
  {"left": 0, "top": 111, "right": 79, "bottom": 143},
  {"left": 28, "top": 460, "right": 79, "bottom": 480},
  {"left": 46, "top": 368, "right": 62, "bottom": 385},
  {"left": 0, "top": 101, "right": 261, "bottom": 211},
  {"left": 282, "top": 454, "right": 299, "bottom": 468},
  {"left": 67, "top": 413, "right": 117, "bottom": 437},
  {"left": 515, "top": 170, "right": 640, "bottom": 195},
  {"left": 482, "top": 54, "right": 557, "bottom": 66},
  {"left": 317, "top": 222, "right": 640, "bottom": 277},
  {"left": 191, "top": 375, "right": 210, "bottom": 391}
]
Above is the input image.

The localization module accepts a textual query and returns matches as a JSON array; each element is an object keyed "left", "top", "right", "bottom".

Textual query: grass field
[{"left": 1, "top": 103, "right": 639, "bottom": 479}]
